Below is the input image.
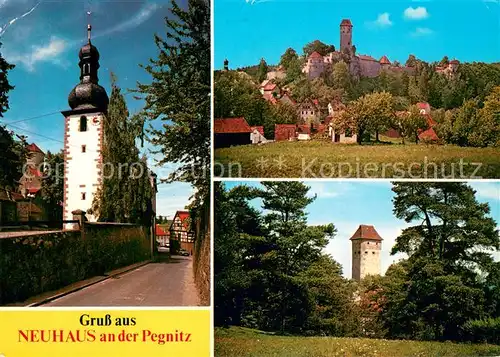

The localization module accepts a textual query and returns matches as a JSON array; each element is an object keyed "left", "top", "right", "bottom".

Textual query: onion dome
[{"left": 68, "top": 24, "right": 109, "bottom": 112}]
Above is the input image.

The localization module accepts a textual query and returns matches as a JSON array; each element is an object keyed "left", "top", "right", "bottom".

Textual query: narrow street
[{"left": 44, "top": 256, "right": 200, "bottom": 307}]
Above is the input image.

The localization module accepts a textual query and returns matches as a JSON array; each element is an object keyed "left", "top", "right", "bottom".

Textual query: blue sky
[
  {"left": 222, "top": 180, "right": 500, "bottom": 278},
  {"left": 215, "top": 0, "right": 500, "bottom": 69},
  {"left": 0, "top": 0, "right": 194, "bottom": 218}
]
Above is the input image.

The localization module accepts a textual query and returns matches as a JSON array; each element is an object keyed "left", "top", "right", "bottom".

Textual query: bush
[{"left": 464, "top": 317, "right": 500, "bottom": 345}]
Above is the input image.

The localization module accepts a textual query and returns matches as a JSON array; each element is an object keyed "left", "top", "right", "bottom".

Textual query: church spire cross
[{"left": 87, "top": 11, "right": 92, "bottom": 43}]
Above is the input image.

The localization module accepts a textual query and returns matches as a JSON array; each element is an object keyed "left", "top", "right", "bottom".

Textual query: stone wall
[
  {"left": 0, "top": 223, "right": 149, "bottom": 305},
  {"left": 193, "top": 203, "right": 210, "bottom": 306}
]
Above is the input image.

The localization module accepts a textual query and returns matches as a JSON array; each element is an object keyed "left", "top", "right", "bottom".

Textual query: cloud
[
  {"left": 0, "top": 1, "right": 40, "bottom": 37},
  {"left": 404, "top": 6, "right": 429, "bottom": 20},
  {"left": 93, "top": 2, "right": 160, "bottom": 39},
  {"left": 4, "top": 36, "right": 68, "bottom": 71},
  {"left": 411, "top": 27, "right": 433, "bottom": 37},
  {"left": 470, "top": 182, "right": 500, "bottom": 201},
  {"left": 373, "top": 13, "right": 393, "bottom": 27},
  {"left": 307, "top": 182, "right": 353, "bottom": 199},
  {"left": 244, "top": 0, "right": 271, "bottom": 5}
]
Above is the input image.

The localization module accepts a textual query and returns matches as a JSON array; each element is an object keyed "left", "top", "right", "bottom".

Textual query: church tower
[
  {"left": 351, "top": 225, "right": 382, "bottom": 281},
  {"left": 340, "top": 19, "right": 353, "bottom": 54},
  {"left": 61, "top": 23, "right": 109, "bottom": 229}
]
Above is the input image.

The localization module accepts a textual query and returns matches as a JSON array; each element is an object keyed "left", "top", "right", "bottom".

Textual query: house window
[
  {"left": 80, "top": 116, "right": 87, "bottom": 132},
  {"left": 81, "top": 192, "right": 86, "bottom": 200},
  {"left": 365, "top": 251, "right": 368, "bottom": 254},
  {"left": 82, "top": 145, "right": 86, "bottom": 153}
]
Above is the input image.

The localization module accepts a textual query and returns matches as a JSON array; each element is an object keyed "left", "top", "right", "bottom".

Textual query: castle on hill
[{"left": 302, "top": 19, "right": 459, "bottom": 79}]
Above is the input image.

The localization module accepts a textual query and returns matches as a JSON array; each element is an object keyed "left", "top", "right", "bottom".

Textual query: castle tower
[
  {"left": 340, "top": 19, "right": 353, "bottom": 54},
  {"left": 350, "top": 225, "right": 382, "bottom": 281},
  {"left": 223, "top": 59, "right": 229, "bottom": 71},
  {"left": 61, "top": 23, "right": 109, "bottom": 229}
]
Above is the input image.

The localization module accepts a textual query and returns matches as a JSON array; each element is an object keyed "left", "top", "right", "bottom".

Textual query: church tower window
[{"left": 80, "top": 116, "right": 88, "bottom": 132}]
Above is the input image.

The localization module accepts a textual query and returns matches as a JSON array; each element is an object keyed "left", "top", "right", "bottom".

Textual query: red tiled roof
[
  {"left": 425, "top": 114, "right": 437, "bottom": 127},
  {"left": 309, "top": 51, "right": 323, "bottom": 60},
  {"left": 350, "top": 225, "right": 383, "bottom": 241},
  {"left": 214, "top": 118, "right": 252, "bottom": 134},
  {"left": 341, "top": 19, "right": 353, "bottom": 26},
  {"left": 27, "top": 188, "right": 40, "bottom": 194},
  {"left": 449, "top": 59, "right": 459, "bottom": 64},
  {"left": 358, "top": 55, "right": 377, "bottom": 62},
  {"left": 263, "top": 93, "right": 278, "bottom": 104},
  {"left": 379, "top": 55, "right": 391, "bottom": 65},
  {"left": 275, "top": 124, "right": 297, "bottom": 141},
  {"left": 156, "top": 224, "right": 168, "bottom": 236},
  {"left": 28, "top": 166, "right": 42, "bottom": 178},
  {"left": 280, "top": 92, "right": 296, "bottom": 105},
  {"left": 419, "top": 127, "right": 439, "bottom": 141},
  {"left": 312, "top": 99, "right": 319, "bottom": 106},
  {"left": 26, "top": 143, "right": 44, "bottom": 154},
  {"left": 263, "top": 83, "right": 277, "bottom": 91},
  {"left": 251, "top": 126, "right": 264, "bottom": 135}
]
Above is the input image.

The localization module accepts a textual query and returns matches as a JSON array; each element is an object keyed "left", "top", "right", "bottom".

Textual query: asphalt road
[{"left": 44, "top": 256, "right": 200, "bottom": 307}]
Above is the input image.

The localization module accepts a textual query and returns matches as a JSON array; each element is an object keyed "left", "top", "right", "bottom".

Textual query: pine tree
[{"left": 136, "top": 0, "right": 210, "bottom": 213}]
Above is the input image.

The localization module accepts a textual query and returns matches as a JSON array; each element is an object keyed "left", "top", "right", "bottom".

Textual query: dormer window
[{"left": 80, "top": 116, "right": 87, "bottom": 132}]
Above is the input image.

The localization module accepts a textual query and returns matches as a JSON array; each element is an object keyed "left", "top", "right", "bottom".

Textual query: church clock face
[{"left": 92, "top": 116, "right": 100, "bottom": 125}]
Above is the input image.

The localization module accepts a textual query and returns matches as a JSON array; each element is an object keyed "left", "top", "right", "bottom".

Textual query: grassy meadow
[
  {"left": 215, "top": 327, "right": 500, "bottom": 357},
  {"left": 214, "top": 141, "right": 500, "bottom": 178}
]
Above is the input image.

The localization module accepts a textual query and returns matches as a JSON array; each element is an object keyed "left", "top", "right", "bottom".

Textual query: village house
[
  {"left": 19, "top": 143, "right": 44, "bottom": 197},
  {"left": 156, "top": 224, "right": 170, "bottom": 247},
  {"left": 298, "top": 98, "right": 321, "bottom": 123},
  {"left": 250, "top": 126, "right": 267, "bottom": 144},
  {"left": 214, "top": 117, "right": 253, "bottom": 148},
  {"left": 435, "top": 59, "right": 460, "bottom": 77},
  {"left": 169, "top": 210, "right": 195, "bottom": 255}
]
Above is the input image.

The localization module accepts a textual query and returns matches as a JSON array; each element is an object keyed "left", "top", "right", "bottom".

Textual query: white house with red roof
[
  {"left": 435, "top": 59, "right": 460, "bottom": 77},
  {"left": 169, "top": 210, "right": 195, "bottom": 254}
]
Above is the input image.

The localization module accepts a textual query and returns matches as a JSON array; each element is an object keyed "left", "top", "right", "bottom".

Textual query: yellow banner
[{"left": 0, "top": 309, "right": 211, "bottom": 357}]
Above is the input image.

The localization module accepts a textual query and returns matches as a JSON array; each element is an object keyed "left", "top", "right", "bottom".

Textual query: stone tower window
[
  {"left": 82, "top": 145, "right": 86, "bottom": 153},
  {"left": 365, "top": 251, "right": 368, "bottom": 254},
  {"left": 81, "top": 192, "right": 86, "bottom": 200},
  {"left": 80, "top": 116, "right": 88, "bottom": 132}
]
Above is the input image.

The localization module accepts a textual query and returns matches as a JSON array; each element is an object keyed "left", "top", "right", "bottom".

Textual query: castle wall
[{"left": 359, "top": 58, "right": 381, "bottom": 78}]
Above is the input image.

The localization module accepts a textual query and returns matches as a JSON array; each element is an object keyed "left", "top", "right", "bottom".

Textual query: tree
[
  {"left": 214, "top": 70, "right": 269, "bottom": 126},
  {"left": 279, "top": 48, "right": 298, "bottom": 70},
  {"left": 0, "top": 126, "right": 26, "bottom": 191},
  {"left": 392, "top": 182, "right": 499, "bottom": 267},
  {"left": 257, "top": 58, "right": 268, "bottom": 83},
  {"left": 41, "top": 150, "right": 64, "bottom": 221},
  {"left": 0, "top": 43, "right": 23, "bottom": 191},
  {"left": 328, "top": 61, "right": 353, "bottom": 99},
  {"left": 387, "top": 182, "right": 499, "bottom": 341},
  {"left": 91, "top": 73, "right": 153, "bottom": 225},
  {"left": 303, "top": 40, "right": 335, "bottom": 57},
  {"left": 395, "top": 104, "right": 428, "bottom": 144},
  {"left": 136, "top": 0, "right": 210, "bottom": 212},
  {"left": 439, "top": 56, "right": 449, "bottom": 67},
  {"left": 0, "top": 41, "right": 15, "bottom": 118},
  {"left": 405, "top": 54, "right": 417, "bottom": 68}
]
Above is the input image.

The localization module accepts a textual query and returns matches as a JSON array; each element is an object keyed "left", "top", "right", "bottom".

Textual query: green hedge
[
  {"left": 0, "top": 226, "right": 150, "bottom": 305},
  {"left": 464, "top": 317, "right": 500, "bottom": 345}
]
